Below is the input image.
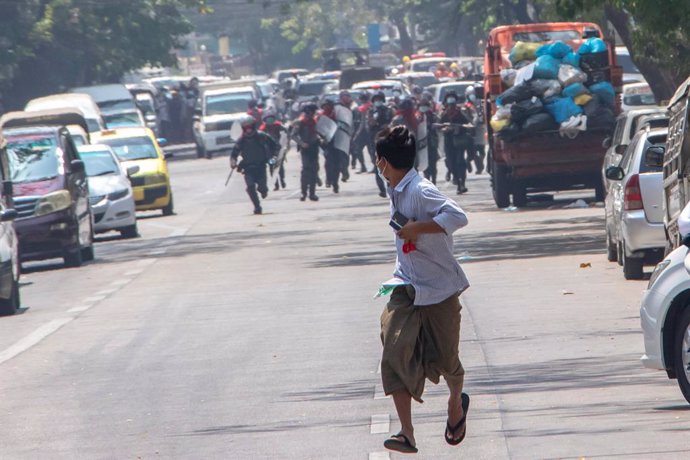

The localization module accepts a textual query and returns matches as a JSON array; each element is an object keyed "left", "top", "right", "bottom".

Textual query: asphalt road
[{"left": 0, "top": 145, "right": 689, "bottom": 459}]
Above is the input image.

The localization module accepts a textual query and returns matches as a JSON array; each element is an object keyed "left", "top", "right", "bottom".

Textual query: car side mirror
[
  {"left": 602, "top": 136, "right": 612, "bottom": 149},
  {"left": 126, "top": 165, "right": 140, "bottom": 177},
  {"left": 615, "top": 144, "right": 628, "bottom": 155},
  {"left": 644, "top": 145, "right": 665, "bottom": 168},
  {"left": 70, "top": 159, "right": 85, "bottom": 173},
  {"left": 605, "top": 165, "right": 625, "bottom": 181},
  {"left": 0, "top": 208, "right": 17, "bottom": 222},
  {"left": 157, "top": 138, "right": 168, "bottom": 147},
  {"left": 2, "top": 181, "right": 12, "bottom": 197}
]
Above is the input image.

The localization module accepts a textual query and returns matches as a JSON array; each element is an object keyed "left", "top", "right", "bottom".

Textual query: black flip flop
[
  {"left": 445, "top": 392, "right": 470, "bottom": 446},
  {"left": 384, "top": 432, "right": 418, "bottom": 454}
]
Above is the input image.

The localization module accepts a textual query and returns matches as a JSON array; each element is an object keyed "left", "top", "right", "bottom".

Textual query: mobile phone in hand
[{"left": 389, "top": 211, "right": 409, "bottom": 231}]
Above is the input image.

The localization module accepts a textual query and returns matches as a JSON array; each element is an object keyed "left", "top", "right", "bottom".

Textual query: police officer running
[
  {"left": 439, "top": 91, "right": 474, "bottom": 194},
  {"left": 318, "top": 97, "right": 344, "bottom": 194},
  {"left": 292, "top": 103, "right": 321, "bottom": 202},
  {"left": 259, "top": 108, "right": 288, "bottom": 191},
  {"left": 368, "top": 91, "right": 394, "bottom": 197},
  {"left": 465, "top": 85, "right": 486, "bottom": 174},
  {"left": 419, "top": 96, "right": 439, "bottom": 184},
  {"left": 230, "top": 116, "right": 280, "bottom": 215}
]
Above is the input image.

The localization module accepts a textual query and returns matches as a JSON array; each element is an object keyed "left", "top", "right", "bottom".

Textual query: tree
[{"left": 1, "top": 0, "right": 208, "bottom": 109}]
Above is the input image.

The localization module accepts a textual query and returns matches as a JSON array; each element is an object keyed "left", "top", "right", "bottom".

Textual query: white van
[
  {"left": 193, "top": 85, "right": 258, "bottom": 158},
  {"left": 25, "top": 93, "right": 104, "bottom": 133}
]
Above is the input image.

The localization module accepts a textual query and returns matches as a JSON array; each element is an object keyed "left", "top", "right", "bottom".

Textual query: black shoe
[
  {"left": 457, "top": 186, "right": 468, "bottom": 195},
  {"left": 300, "top": 194, "right": 306, "bottom": 202},
  {"left": 254, "top": 207, "right": 262, "bottom": 215},
  {"left": 261, "top": 191, "right": 268, "bottom": 199},
  {"left": 309, "top": 194, "right": 319, "bottom": 201},
  {"left": 317, "top": 178, "right": 323, "bottom": 187},
  {"left": 274, "top": 183, "right": 280, "bottom": 191},
  {"left": 342, "top": 171, "right": 349, "bottom": 182},
  {"left": 325, "top": 181, "right": 331, "bottom": 188},
  {"left": 379, "top": 191, "right": 387, "bottom": 198},
  {"left": 467, "top": 163, "right": 473, "bottom": 173},
  {"left": 333, "top": 183, "right": 339, "bottom": 193},
  {"left": 360, "top": 166, "right": 367, "bottom": 174},
  {"left": 446, "top": 171, "right": 451, "bottom": 182},
  {"left": 281, "top": 179, "right": 286, "bottom": 189}
]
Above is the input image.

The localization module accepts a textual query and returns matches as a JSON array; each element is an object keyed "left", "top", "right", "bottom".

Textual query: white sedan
[{"left": 78, "top": 145, "right": 138, "bottom": 238}]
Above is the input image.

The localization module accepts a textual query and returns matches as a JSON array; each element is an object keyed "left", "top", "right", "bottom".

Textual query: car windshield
[
  {"left": 6, "top": 134, "right": 61, "bottom": 183},
  {"left": 624, "top": 92, "right": 656, "bottom": 107},
  {"left": 104, "top": 112, "right": 143, "bottom": 128},
  {"left": 410, "top": 59, "right": 454, "bottom": 73},
  {"left": 135, "top": 94, "right": 155, "bottom": 115},
  {"left": 205, "top": 93, "right": 252, "bottom": 116},
  {"left": 512, "top": 30, "right": 581, "bottom": 43},
  {"left": 409, "top": 75, "right": 439, "bottom": 88},
  {"left": 639, "top": 136, "right": 667, "bottom": 173},
  {"left": 80, "top": 150, "right": 120, "bottom": 177},
  {"left": 100, "top": 136, "right": 158, "bottom": 161},
  {"left": 297, "top": 82, "right": 335, "bottom": 97},
  {"left": 98, "top": 99, "right": 136, "bottom": 111}
]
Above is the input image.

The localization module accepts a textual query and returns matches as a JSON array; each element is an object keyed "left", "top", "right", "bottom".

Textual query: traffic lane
[
  {"left": 0, "top": 153, "right": 242, "bottom": 357},
  {"left": 457, "top": 185, "right": 690, "bottom": 458}
]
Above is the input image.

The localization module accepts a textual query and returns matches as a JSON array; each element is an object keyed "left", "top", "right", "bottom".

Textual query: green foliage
[{"left": 1, "top": 0, "right": 207, "bottom": 108}]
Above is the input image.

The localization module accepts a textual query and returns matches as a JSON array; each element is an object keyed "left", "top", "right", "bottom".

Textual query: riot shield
[
  {"left": 316, "top": 115, "right": 337, "bottom": 142},
  {"left": 334, "top": 105, "right": 353, "bottom": 154},
  {"left": 416, "top": 121, "right": 429, "bottom": 172},
  {"left": 277, "top": 131, "right": 289, "bottom": 164}
]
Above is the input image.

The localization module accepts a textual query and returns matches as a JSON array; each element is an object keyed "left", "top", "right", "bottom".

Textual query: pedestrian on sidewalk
[{"left": 375, "top": 125, "right": 471, "bottom": 454}]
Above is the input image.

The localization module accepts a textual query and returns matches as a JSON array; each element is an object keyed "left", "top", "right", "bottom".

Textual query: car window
[
  {"left": 620, "top": 135, "right": 640, "bottom": 172},
  {"left": 104, "top": 112, "right": 143, "bottom": 128},
  {"left": 80, "top": 150, "right": 120, "bottom": 176},
  {"left": 612, "top": 118, "right": 625, "bottom": 145},
  {"left": 205, "top": 92, "right": 253, "bottom": 116},
  {"left": 297, "top": 82, "right": 335, "bottom": 97},
  {"left": 100, "top": 136, "right": 159, "bottom": 161},
  {"left": 639, "top": 135, "right": 667, "bottom": 173},
  {"left": 6, "top": 134, "right": 62, "bottom": 183}
]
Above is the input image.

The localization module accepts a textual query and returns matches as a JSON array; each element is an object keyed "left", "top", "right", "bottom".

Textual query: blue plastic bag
[
  {"left": 562, "top": 83, "right": 588, "bottom": 98},
  {"left": 544, "top": 97, "right": 583, "bottom": 124},
  {"left": 533, "top": 55, "right": 560, "bottom": 80},
  {"left": 578, "top": 38, "right": 607, "bottom": 55},
  {"left": 536, "top": 41, "right": 572, "bottom": 59},
  {"left": 562, "top": 52, "right": 581, "bottom": 68},
  {"left": 589, "top": 81, "right": 615, "bottom": 107}
]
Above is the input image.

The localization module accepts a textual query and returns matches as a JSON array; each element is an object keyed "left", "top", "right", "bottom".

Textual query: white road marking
[
  {"left": 0, "top": 317, "right": 73, "bottom": 365},
  {"left": 370, "top": 414, "right": 390, "bottom": 434},
  {"left": 146, "top": 249, "right": 167, "bottom": 256},
  {"left": 95, "top": 288, "right": 118, "bottom": 296},
  {"left": 67, "top": 304, "right": 93, "bottom": 314},
  {"left": 374, "top": 384, "right": 389, "bottom": 400},
  {"left": 169, "top": 228, "right": 188, "bottom": 237},
  {"left": 110, "top": 278, "right": 132, "bottom": 287},
  {"left": 83, "top": 295, "right": 106, "bottom": 303},
  {"left": 369, "top": 453, "right": 390, "bottom": 460},
  {"left": 124, "top": 270, "right": 143, "bottom": 277},
  {"left": 282, "top": 189, "right": 302, "bottom": 200},
  {"left": 137, "top": 258, "right": 157, "bottom": 267}
]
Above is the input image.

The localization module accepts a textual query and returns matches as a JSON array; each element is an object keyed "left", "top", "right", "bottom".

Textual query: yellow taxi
[{"left": 92, "top": 127, "right": 174, "bottom": 215}]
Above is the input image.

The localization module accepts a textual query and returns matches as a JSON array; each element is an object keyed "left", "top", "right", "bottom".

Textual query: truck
[
  {"left": 484, "top": 22, "right": 623, "bottom": 208},
  {"left": 662, "top": 76, "right": 690, "bottom": 249}
]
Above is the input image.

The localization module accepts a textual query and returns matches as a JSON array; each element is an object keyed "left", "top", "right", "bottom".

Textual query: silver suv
[{"left": 604, "top": 128, "right": 667, "bottom": 279}]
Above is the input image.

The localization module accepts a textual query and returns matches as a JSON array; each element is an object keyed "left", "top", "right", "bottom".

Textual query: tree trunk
[
  {"left": 391, "top": 11, "right": 414, "bottom": 56},
  {"left": 604, "top": 4, "right": 677, "bottom": 102}
]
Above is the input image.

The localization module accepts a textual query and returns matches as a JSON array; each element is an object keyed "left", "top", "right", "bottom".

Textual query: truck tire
[
  {"left": 595, "top": 180, "right": 605, "bottom": 202},
  {"left": 513, "top": 186, "right": 528, "bottom": 208},
  {"left": 673, "top": 307, "right": 690, "bottom": 404},
  {"left": 492, "top": 162, "right": 511, "bottom": 208},
  {"left": 606, "top": 231, "right": 618, "bottom": 262}
]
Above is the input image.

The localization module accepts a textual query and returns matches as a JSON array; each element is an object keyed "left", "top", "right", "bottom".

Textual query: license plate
[{"left": 217, "top": 136, "right": 232, "bottom": 145}]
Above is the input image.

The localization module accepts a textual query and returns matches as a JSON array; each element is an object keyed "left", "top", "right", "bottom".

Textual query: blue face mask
[
  {"left": 374, "top": 101, "right": 384, "bottom": 108},
  {"left": 420, "top": 106, "right": 430, "bottom": 113}
]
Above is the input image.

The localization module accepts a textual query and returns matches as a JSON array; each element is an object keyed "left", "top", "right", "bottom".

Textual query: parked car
[
  {"left": 0, "top": 134, "right": 21, "bottom": 316},
  {"left": 71, "top": 84, "right": 144, "bottom": 132},
  {"left": 78, "top": 144, "right": 138, "bottom": 238},
  {"left": 127, "top": 83, "right": 160, "bottom": 135},
  {"left": 101, "top": 110, "right": 146, "bottom": 129},
  {"left": 604, "top": 128, "right": 667, "bottom": 279},
  {"left": 93, "top": 127, "right": 174, "bottom": 216},
  {"left": 622, "top": 83, "right": 657, "bottom": 112},
  {"left": 640, "top": 235, "right": 690, "bottom": 403},
  {"left": 193, "top": 84, "right": 258, "bottom": 158},
  {"left": 602, "top": 107, "right": 665, "bottom": 192},
  {"left": 0, "top": 109, "right": 95, "bottom": 268},
  {"left": 25, "top": 93, "right": 105, "bottom": 133}
]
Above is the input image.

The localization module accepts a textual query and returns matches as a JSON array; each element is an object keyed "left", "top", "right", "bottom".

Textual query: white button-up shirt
[{"left": 388, "top": 169, "right": 470, "bottom": 306}]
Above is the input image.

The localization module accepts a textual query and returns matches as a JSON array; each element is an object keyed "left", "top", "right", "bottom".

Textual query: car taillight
[{"left": 624, "top": 174, "right": 643, "bottom": 210}]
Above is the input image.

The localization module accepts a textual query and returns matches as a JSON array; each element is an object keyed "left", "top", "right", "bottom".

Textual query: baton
[{"left": 225, "top": 167, "right": 235, "bottom": 186}]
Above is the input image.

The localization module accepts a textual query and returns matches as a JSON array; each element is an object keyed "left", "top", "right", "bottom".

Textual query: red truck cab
[{"left": 484, "top": 22, "right": 623, "bottom": 208}]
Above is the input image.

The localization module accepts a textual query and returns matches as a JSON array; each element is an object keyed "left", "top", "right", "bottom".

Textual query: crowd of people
[{"left": 229, "top": 83, "right": 487, "bottom": 214}]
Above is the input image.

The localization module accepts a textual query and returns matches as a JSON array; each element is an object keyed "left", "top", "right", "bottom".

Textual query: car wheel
[
  {"left": 64, "top": 245, "right": 83, "bottom": 268},
  {"left": 622, "top": 244, "right": 644, "bottom": 280},
  {"left": 617, "top": 242, "right": 624, "bottom": 267},
  {"left": 0, "top": 278, "right": 19, "bottom": 316},
  {"left": 606, "top": 231, "right": 618, "bottom": 262},
  {"left": 162, "top": 194, "right": 174, "bottom": 216},
  {"left": 196, "top": 143, "right": 206, "bottom": 159},
  {"left": 120, "top": 223, "right": 139, "bottom": 239},
  {"left": 673, "top": 307, "right": 690, "bottom": 404}
]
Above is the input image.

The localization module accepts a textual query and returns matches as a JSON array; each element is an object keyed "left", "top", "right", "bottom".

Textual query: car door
[
  {"left": 611, "top": 135, "right": 640, "bottom": 244},
  {"left": 61, "top": 131, "right": 91, "bottom": 243}
]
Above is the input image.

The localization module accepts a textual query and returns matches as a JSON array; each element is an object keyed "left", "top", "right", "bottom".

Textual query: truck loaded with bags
[{"left": 484, "top": 22, "right": 623, "bottom": 208}]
